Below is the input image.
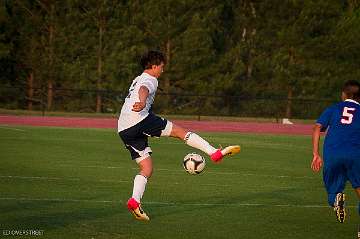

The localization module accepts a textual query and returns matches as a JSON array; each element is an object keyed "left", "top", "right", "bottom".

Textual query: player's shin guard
[
  {"left": 132, "top": 174, "right": 147, "bottom": 203},
  {"left": 184, "top": 132, "right": 216, "bottom": 155}
]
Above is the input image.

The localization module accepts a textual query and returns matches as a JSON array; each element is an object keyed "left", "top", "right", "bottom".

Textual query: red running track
[{"left": 0, "top": 115, "right": 314, "bottom": 135}]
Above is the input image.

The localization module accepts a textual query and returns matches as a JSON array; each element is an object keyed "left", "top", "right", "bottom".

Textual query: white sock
[
  {"left": 132, "top": 174, "right": 148, "bottom": 203},
  {"left": 184, "top": 132, "right": 217, "bottom": 155}
]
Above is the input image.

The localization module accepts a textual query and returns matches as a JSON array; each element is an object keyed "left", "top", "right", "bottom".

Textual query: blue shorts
[
  {"left": 118, "top": 113, "right": 168, "bottom": 161},
  {"left": 323, "top": 148, "right": 360, "bottom": 194}
]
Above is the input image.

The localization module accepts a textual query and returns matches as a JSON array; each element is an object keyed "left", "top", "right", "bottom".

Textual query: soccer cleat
[
  {"left": 358, "top": 224, "right": 360, "bottom": 239},
  {"left": 333, "top": 193, "right": 346, "bottom": 223},
  {"left": 127, "top": 198, "right": 150, "bottom": 221},
  {"left": 210, "top": 145, "right": 241, "bottom": 163}
]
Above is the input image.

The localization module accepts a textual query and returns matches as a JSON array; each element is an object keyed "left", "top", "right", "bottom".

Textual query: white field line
[
  {"left": 0, "top": 175, "right": 131, "bottom": 184},
  {"left": 0, "top": 137, "right": 105, "bottom": 143},
  {"left": 0, "top": 197, "right": 115, "bottom": 204},
  {"left": 0, "top": 175, "right": 242, "bottom": 188},
  {"left": 0, "top": 126, "right": 26, "bottom": 131},
  {"left": 62, "top": 164, "right": 316, "bottom": 179},
  {"left": 0, "top": 197, "right": 356, "bottom": 208},
  {"left": 0, "top": 174, "right": 308, "bottom": 189}
]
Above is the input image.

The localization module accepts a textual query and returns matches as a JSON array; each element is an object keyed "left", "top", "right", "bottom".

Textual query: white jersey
[{"left": 118, "top": 72, "right": 158, "bottom": 132}]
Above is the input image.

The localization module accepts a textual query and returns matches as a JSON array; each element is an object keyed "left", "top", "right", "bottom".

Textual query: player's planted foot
[
  {"left": 357, "top": 224, "right": 360, "bottom": 239},
  {"left": 210, "top": 145, "right": 241, "bottom": 163},
  {"left": 334, "top": 193, "right": 346, "bottom": 223},
  {"left": 127, "top": 198, "right": 150, "bottom": 221}
]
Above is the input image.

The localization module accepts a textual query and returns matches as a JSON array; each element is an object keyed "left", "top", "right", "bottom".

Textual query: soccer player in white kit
[{"left": 118, "top": 50, "right": 240, "bottom": 221}]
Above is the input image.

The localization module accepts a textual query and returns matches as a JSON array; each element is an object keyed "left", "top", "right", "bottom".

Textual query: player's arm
[
  {"left": 132, "top": 86, "right": 149, "bottom": 112},
  {"left": 311, "top": 123, "right": 323, "bottom": 172}
]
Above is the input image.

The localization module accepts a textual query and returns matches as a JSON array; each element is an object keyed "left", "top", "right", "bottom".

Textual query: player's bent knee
[
  {"left": 169, "top": 123, "right": 186, "bottom": 139},
  {"left": 160, "top": 121, "right": 173, "bottom": 137}
]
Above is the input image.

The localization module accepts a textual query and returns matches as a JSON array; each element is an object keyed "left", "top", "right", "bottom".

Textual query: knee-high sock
[
  {"left": 184, "top": 132, "right": 217, "bottom": 155},
  {"left": 358, "top": 202, "right": 360, "bottom": 216},
  {"left": 132, "top": 174, "right": 147, "bottom": 203}
]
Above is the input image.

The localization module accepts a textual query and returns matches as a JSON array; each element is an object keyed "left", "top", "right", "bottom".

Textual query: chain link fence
[{"left": 0, "top": 86, "right": 336, "bottom": 120}]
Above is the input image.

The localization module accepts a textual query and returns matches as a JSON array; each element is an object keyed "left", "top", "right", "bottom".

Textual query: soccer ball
[{"left": 183, "top": 153, "right": 205, "bottom": 175}]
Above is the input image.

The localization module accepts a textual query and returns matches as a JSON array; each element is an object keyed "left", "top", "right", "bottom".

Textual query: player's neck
[{"left": 143, "top": 70, "right": 157, "bottom": 78}]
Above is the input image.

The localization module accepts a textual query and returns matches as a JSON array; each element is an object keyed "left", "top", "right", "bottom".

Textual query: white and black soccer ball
[{"left": 183, "top": 153, "right": 205, "bottom": 175}]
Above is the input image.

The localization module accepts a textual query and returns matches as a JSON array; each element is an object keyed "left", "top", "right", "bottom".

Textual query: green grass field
[{"left": 0, "top": 125, "right": 358, "bottom": 239}]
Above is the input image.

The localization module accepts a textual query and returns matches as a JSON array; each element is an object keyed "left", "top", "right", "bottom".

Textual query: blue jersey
[
  {"left": 317, "top": 99, "right": 360, "bottom": 152},
  {"left": 317, "top": 99, "right": 360, "bottom": 197}
]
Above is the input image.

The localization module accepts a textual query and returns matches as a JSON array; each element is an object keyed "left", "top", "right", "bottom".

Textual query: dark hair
[
  {"left": 343, "top": 80, "right": 360, "bottom": 100},
  {"left": 140, "top": 50, "right": 166, "bottom": 70}
]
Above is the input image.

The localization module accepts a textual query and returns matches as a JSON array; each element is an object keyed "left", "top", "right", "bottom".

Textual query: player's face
[{"left": 152, "top": 63, "right": 164, "bottom": 78}]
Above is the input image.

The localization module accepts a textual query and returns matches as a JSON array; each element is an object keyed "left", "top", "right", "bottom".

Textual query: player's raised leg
[
  {"left": 166, "top": 122, "right": 240, "bottom": 162},
  {"left": 127, "top": 157, "right": 152, "bottom": 221}
]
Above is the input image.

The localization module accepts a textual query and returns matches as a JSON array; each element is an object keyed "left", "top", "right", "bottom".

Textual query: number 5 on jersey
[{"left": 341, "top": 107, "right": 356, "bottom": 124}]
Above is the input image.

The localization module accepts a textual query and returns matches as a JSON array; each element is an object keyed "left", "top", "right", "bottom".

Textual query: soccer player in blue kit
[
  {"left": 117, "top": 50, "right": 240, "bottom": 221},
  {"left": 311, "top": 80, "right": 360, "bottom": 238}
]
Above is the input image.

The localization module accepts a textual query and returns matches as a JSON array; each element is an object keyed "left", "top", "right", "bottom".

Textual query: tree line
[{"left": 1, "top": 0, "right": 360, "bottom": 117}]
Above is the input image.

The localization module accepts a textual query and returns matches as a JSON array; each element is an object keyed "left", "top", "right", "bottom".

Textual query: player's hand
[
  {"left": 132, "top": 101, "right": 146, "bottom": 112},
  {"left": 311, "top": 154, "right": 323, "bottom": 172}
]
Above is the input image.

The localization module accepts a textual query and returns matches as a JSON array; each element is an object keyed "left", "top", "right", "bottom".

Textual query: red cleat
[
  {"left": 127, "top": 198, "right": 150, "bottom": 221},
  {"left": 210, "top": 149, "right": 223, "bottom": 162},
  {"left": 210, "top": 145, "right": 241, "bottom": 163}
]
